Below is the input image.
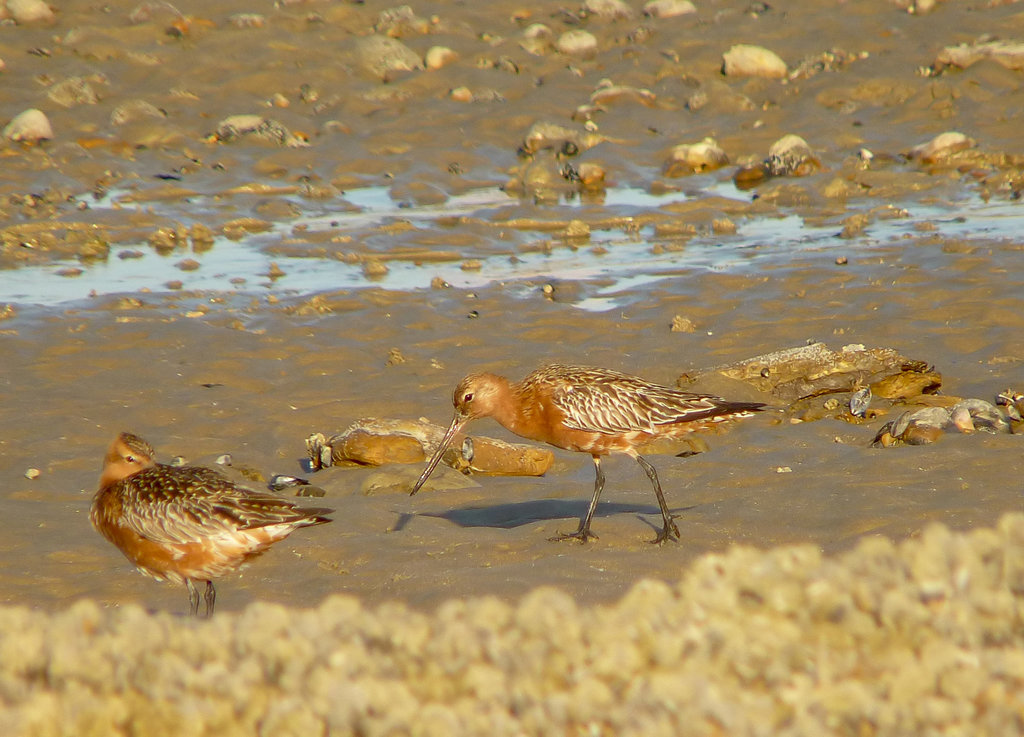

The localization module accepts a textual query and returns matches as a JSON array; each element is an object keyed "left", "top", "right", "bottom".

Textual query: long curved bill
[{"left": 410, "top": 412, "right": 469, "bottom": 495}]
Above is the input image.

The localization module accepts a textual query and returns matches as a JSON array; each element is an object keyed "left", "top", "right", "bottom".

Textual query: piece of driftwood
[{"left": 306, "top": 418, "right": 554, "bottom": 477}]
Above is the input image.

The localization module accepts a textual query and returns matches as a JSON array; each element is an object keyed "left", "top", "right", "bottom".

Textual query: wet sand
[{"left": 2, "top": 0, "right": 1024, "bottom": 732}]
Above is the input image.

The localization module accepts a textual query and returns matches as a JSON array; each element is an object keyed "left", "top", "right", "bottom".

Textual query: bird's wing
[
  {"left": 545, "top": 368, "right": 728, "bottom": 435},
  {"left": 115, "top": 466, "right": 320, "bottom": 544}
]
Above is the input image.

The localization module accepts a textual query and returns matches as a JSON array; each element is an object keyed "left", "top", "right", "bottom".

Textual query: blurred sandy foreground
[{"left": 1, "top": 513, "right": 1022, "bottom": 737}]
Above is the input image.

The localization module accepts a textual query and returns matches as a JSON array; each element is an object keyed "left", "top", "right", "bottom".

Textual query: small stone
[
  {"left": 670, "top": 315, "right": 697, "bottom": 332},
  {"left": 663, "top": 138, "right": 729, "bottom": 176},
  {"left": 425, "top": 46, "right": 458, "bottom": 70},
  {"left": 3, "top": 109, "right": 53, "bottom": 142},
  {"left": 908, "top": 131, "right": 975, "bottom": 163},
  {"left": 7, "top": 0, "right": 55, "bottom": 24},
  {"left": 565, "top": 220, "right": 590, "bottom": 239},
  {"left": 24, "top": 468, "right": 41, "bottom": 480},
  {"left": 722, "top": 44, "right": 788, "bottom": 78},
  {"left": 584, "top": 0, "right": 634, "bottom": 19},
  {"left": 556, "top": 29, "right": 598, "bottom": 56},
  {"left": 176, "top": 258, "right": 200, "bottom": 271},
  {"left": 363, "top": 260, "right": 389, "bottom": 278},
  {"left": 767, "top": 134, "right": 818, "bottom": 176},
  {"left": 521, "top": 23, "right": 554, "bottom": 55},
  {"left": 110, "top": 100, "right": 166, "bottom": 126},
  {"left": 643, "top": 0, "right": 697, "bottom": 18},
  {"left": 354, "top": 35, "right": 423, "bottom": 81}
]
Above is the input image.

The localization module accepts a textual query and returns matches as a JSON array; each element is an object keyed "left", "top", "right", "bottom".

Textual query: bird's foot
[
  {"left": 549, "top": 527, "right": 598, "bottom": 544},
  {"left": 650, "top": 518, "right": 681, "bottom": 546}
]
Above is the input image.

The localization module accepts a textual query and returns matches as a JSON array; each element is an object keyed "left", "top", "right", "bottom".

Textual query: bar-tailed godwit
[
  {"left": 411, "top": 364, "right": 764, "bottom": 543},
  {"left": 91, "top": 432, "right": 333, "bottom": 616}
]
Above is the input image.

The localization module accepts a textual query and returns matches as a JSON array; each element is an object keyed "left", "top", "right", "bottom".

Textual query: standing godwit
[
  {"left": 90, "top": 431, "right": 333, "bottom": 616},
  {"left": 410, "top": 364, "right": 764, "bottom": 543}
]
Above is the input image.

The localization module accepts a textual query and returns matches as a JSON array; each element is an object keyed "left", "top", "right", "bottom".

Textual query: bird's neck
[{"left": 490, "top": 378, "right": 545, "bottom": 443}]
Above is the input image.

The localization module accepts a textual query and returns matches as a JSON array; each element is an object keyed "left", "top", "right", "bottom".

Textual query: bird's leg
[
  {"left": 635, "top": 454, "right": 681, "bottom": 545},
  {"left": 203, "top": 580, "right": 216, "bottom": 618},
  {"left": 550, "top": 456, "right": 604, "bottom": 543},
  {"left": 186, "top": 579, "right": 201, "bottom": 616}
]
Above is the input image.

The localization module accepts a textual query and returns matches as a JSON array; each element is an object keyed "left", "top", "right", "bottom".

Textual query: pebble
[
  {"left": 109, "top": 99, "right": 166, "bottom": 126},
  {"left": 213, "top": 115, "right": 308, "bottom": 148},
  {"left": 564, "top": 220, "right": 590, "bottom": 239},
  {"left": 766, "top": 134, "right": 818, "bottom": 176},
  {"left": 46, "top": 77, "right": 101, "bottom": 107},
  {"left": 584, "top": 0, "right": 635, "bottom": 20},
  {"left": 425, "top": 46, "right": 458, "bottom": 70},
  {"left": 24, "top": 468, "right": 40, "bottom": 480},
  {"left": 3, "top": 108, "right": 53, "bottom": 143},
  {"left": 663, "top": 137, "right": 729, "bottom": 176},
  {"left": 643, "top": 0, "right": 697, "bottom": 18},
  {"left": 6, "top": 514, "right": 1024, "bottom": 735},
  {"left": 555, "top": 29, "right": 598, "bottom": 56},
  {"left": 721, "top": 44, "right": 788, "bottom": 78},
  {"left": 6, "top": 0, "right": 55, "bottom": 24},
  {"left": 520, "top": 23, "right": 554, "bottom": 55},
  {"left": 908, "top": 131, "right": 975, "bottom": 164},
  {"left": 354, "top": 35, "right": 423, "bottom": 81}
]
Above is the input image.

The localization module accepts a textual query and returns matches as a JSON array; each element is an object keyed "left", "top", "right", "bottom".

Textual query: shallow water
[{"left": 2, "top": 180, "right": 1020, "bottom": 310}]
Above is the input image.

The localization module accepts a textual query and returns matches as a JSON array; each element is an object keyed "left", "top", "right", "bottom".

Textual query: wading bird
[
  {"left": 91, "top": 432, "right": 332, "bottom": 616},
  {"left": 411, "top": 364, "right": 763, "bottom": 544}
]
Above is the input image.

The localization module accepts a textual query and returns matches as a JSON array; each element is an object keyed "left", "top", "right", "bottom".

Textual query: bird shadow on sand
[{"left": 392, "top": 499, "right": 698, "bottom": 532}]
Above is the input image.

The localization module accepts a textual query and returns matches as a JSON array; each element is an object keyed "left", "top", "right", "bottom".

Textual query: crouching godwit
[
  {"left": 411, "top": 364, "right": 764, "bottom": 544},
  {"left": 90, "top": 432, "right": 333, "bottom": 616}
]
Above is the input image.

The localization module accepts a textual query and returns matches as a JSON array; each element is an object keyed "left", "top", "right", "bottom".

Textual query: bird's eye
[
  {"left": 463, "top": 392, "right": 474, "bottom": 403},
  {"left": 125, "top": 455, "right": 137, "bottom": 464}
]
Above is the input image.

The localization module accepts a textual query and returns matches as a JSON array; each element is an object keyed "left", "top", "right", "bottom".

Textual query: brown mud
[{"left": 1, "top": 0, "right": 1024, "bottom": 733}]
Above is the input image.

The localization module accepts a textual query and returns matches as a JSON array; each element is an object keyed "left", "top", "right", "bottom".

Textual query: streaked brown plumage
[
  {"left": 91, "top": 432, "right": 332, "bottom": 616},
  {"left": 411, "top": 364, "right": 764, "bottom": 543}
]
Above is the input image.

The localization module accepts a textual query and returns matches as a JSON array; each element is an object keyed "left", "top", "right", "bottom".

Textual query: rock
[
  {"left": 589, "top": 82, "right": 656, "bottom": 108},
  {"left": 556, "top": 29, "right": 598, "bottom": 56},
  {"left": 766, "top": 134, "right": 818, "bottom": 177},
  {"left": 425, "top": 46, "right": 458, "bottom": 70},
  {"left": 564, "top": 220, "right": 590, "bottom": 239},
  {"left": 670, "top": 315, "right": 697, "bottom": 333},
  {"left": 374, "top": 5, "right": 430, "bottom": 35},
  {"left": 643, "top": 0, "right": 697, "bottom": 18},
  {"left": 109, "top": 99, "right": 166, "bottom": 126},
  {"left": 679, "top": 342, "right": 940, "bottom": 405},
  {"left": 663, "top": 138, "right": 729, "bottom": 176},
  {"left": 3, "top": 109, "right": 53, "bottom": 142},
  {"left": 306, "top": 419, "right": 554, "bottom": 477},
  {"left": 47, "top": 77, "right": 100, "bottom": 107},
  {"left": 908, "top": 131, "right": 975, "bottom": 164},
  {"left": 722, "top": 44, "right": 788, "bottom": 78},
  {"left": 584, "top": 0, "right": 635, "bottom": 20},
  {"left": 212, "top": 115, "right": 308, "bottom": 148},
  {"left": 6, "top": 0, "right": 55, "bottom": 24},
  {"left": 934, "top": 39, "right": 1024, "bottom": 72},
  {"left": 354, "top": 35, "right": 423, "bottom": 81},
  {"left": 576, "top": 162, "right": 606, "bottom": 191},
  {"left": 520, "top": 121, "right": 601, "bottom": 156},
  {"left": 521, "top": 23, "right": 554, "bottom": 55}
]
